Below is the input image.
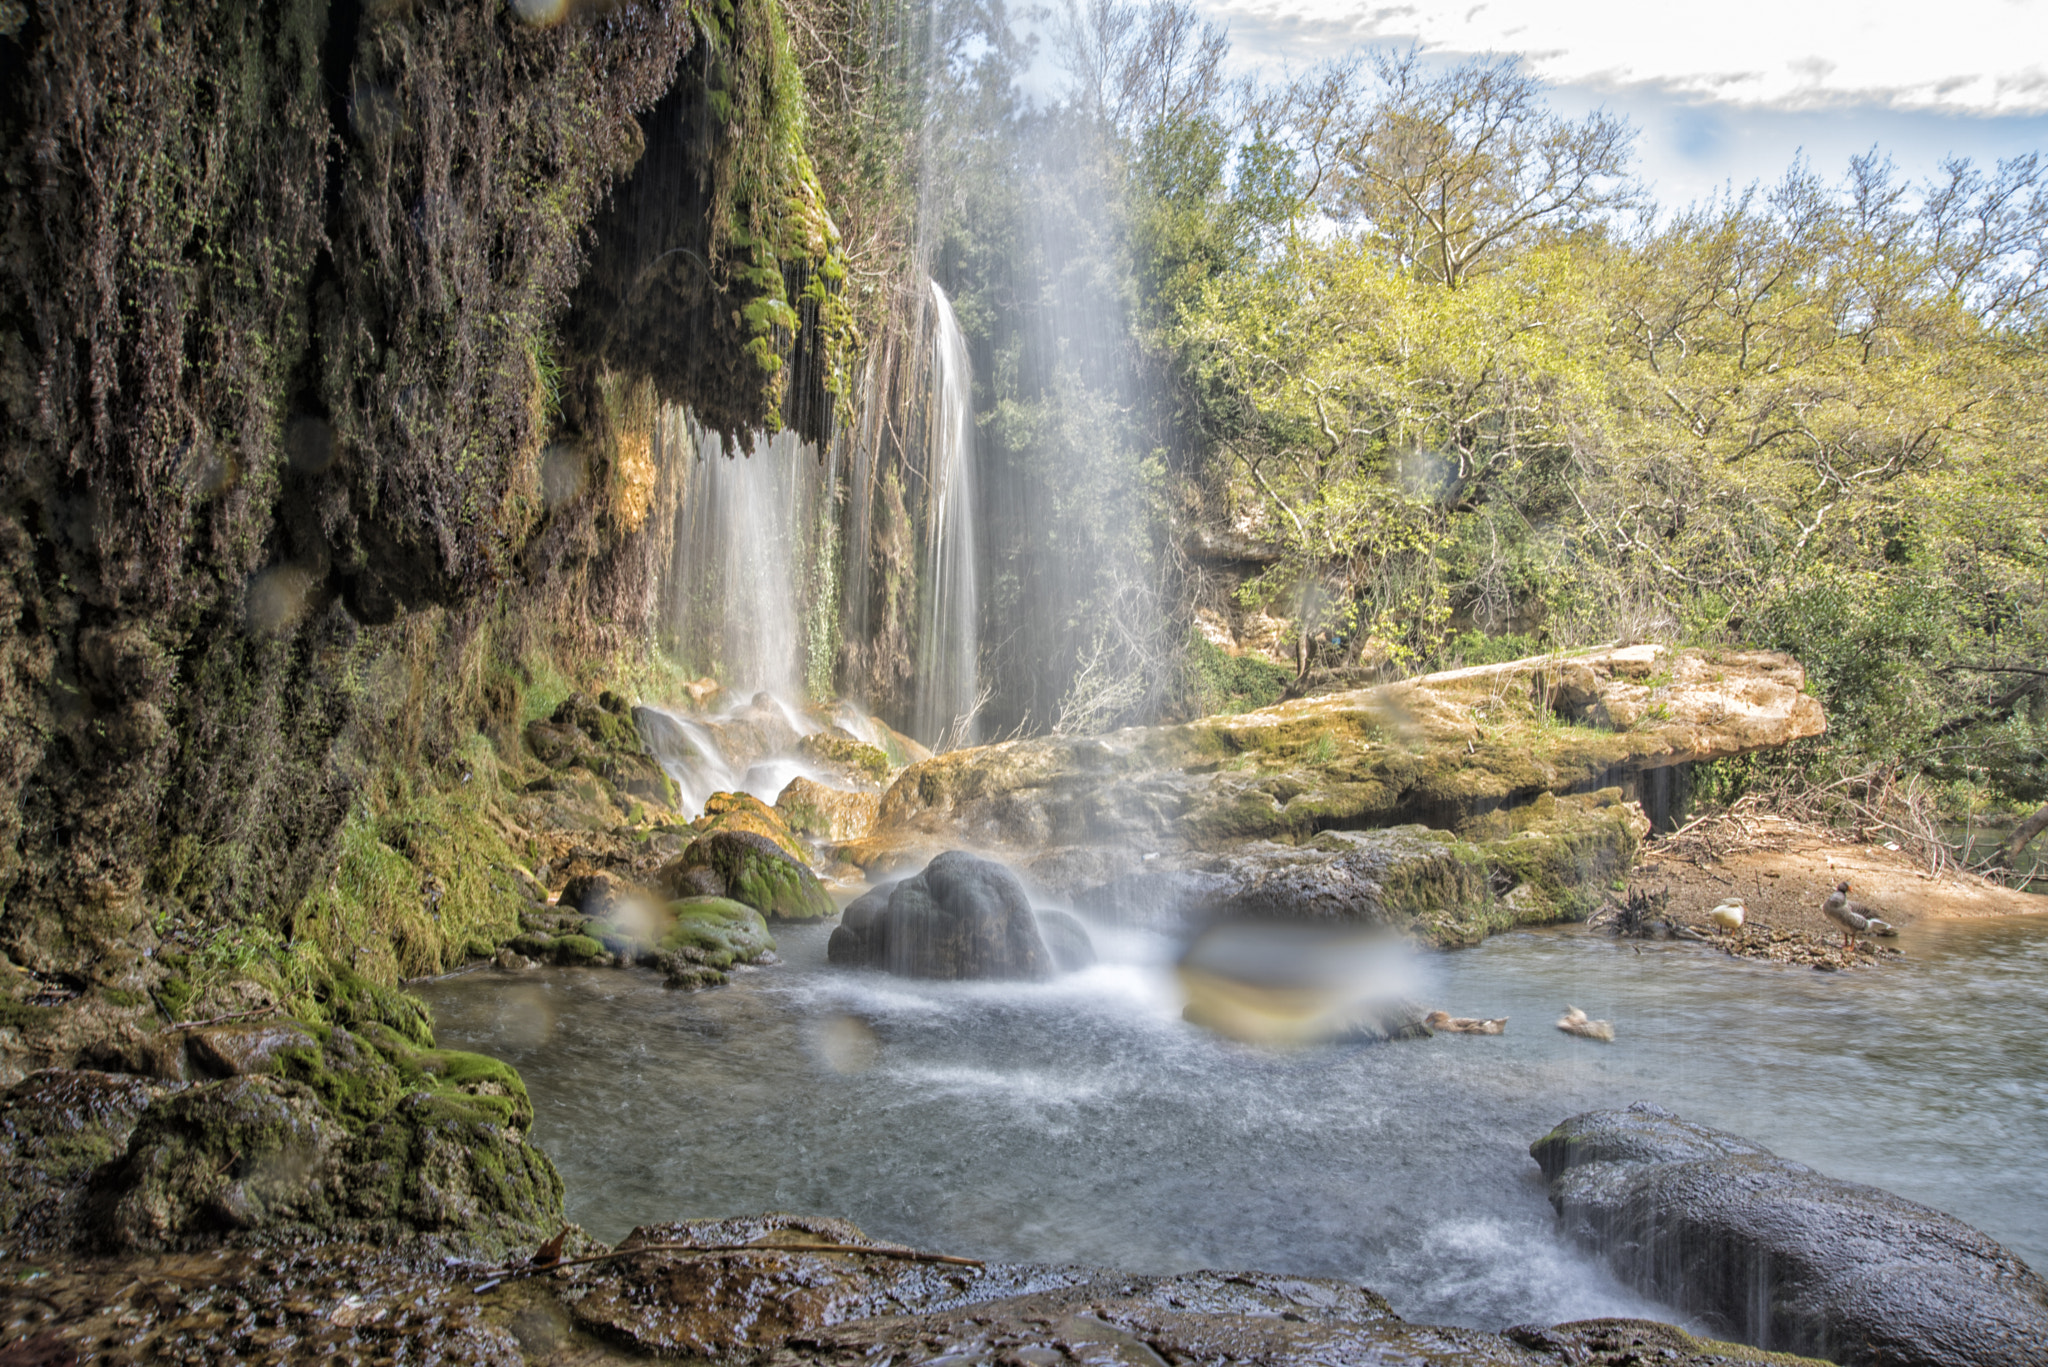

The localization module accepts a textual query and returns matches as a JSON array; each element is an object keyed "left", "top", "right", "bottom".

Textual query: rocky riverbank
[{"left": 0, "top": 1213, "right": 1835, "bottom": 1366}]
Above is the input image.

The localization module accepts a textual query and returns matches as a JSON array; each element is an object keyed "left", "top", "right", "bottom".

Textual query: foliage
[
  {"left": 1117, "top": 46, "right": 2048, "bottom": 805},
  {"left": 1182, "top": 633, "right": 1293, "bottom": 716}
]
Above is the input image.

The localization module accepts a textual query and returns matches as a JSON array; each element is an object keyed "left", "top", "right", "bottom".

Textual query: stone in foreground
[{"left": 1532, "top": 1102, "right": 2048, "bottom": 1367}]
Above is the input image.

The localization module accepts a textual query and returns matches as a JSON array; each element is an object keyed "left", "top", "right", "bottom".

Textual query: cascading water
[
  {"left": 911, "top": 281, "right": 981, "bottom": 749},
  {"left": 668, "top": 416, "right": 818, "bottom": 699},
  {"left": 648, "top": 411, "right": 844, "bottom": 816}
]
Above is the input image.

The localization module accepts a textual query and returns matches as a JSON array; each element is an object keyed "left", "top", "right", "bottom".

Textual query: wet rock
[
  {"left": 182, "top": 1020, "right": 320, "bottom": 1078},
  {"left": 522, "top": 719, "right": 593, "bottom": 771},
  {"left": 827, "top": 852, "right": 1055, "bottom": 980},
  {"left": 689, "top": 789, "right": 811, "bottom": 862},
  {"left": 633, "top": 702, "right": 703, "bottom": 771},
  {"left": 100, "top": 1075, "right": 348, "bottom": 1246},
  {"left": 0, "top": 1070, "right": 181, "bottom": 1251},
  {"left": 660, "top": 830, "right": 834, "bottom": 922},
  {"left": 1034, "top": 908, "right": 1096, "bottom": 972},
  {"left": 747, "top": 1262, "right": 1811, "bottom": 1367},
  {"left": 794, "top": 732, "right": 891, "bottom": 786},
  {"left": 776, "top": 776, "right": 881, "bottom": 842},
  {"left": 566, "top": 1214, "right": 916, "bottom": 1355},
  {"left": 556, "top": 869, "right": 650, "bottom": 923},
  {"left": 1532, "top": 1102, "right": 2048, "bottom": 1366}
]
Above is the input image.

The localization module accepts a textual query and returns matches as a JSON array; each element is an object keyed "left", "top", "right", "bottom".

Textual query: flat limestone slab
[{"left": 849, "top": 646, "right": 1823, "bottom": 859}]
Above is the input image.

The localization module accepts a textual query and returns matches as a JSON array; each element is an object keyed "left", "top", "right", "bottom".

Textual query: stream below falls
[{"left": 421, "top": 912, "right": 2048, "bottom": 1334}]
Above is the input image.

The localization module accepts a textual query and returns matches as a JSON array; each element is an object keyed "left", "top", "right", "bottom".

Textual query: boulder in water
[
  {"left": 1532, "top": 1102, "right": 2048, "bottom": 1366},
  {"left": 659, "top": 830, "right": 834, "bottom": 922},
  {"left": 826, "top": 852, "right": 1067, "bottom": 980}
]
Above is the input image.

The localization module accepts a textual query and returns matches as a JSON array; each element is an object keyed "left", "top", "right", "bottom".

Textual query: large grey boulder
[
  {"left": 1532, "top": 1103, "right": 2048, "bottom": 1366},
  {"left": 828, "top": 852, "right": 1080, "bottom": 980}
]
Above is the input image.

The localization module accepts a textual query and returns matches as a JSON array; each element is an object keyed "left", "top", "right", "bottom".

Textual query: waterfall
[
  {"left": 667, "top": 415, "right": 822, "bottom": 699},
  {"left": 911, "top": 280, "right": 981, "bottom": 749}
]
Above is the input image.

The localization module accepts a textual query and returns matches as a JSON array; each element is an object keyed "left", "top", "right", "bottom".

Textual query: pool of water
[{"left": 420, "top": 911, "right": 2048, "bottom": 1333}]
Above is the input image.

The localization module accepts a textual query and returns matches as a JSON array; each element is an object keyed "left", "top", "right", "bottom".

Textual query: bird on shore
[
  {"left": 1707, "top": 898, "right": 1746, "bottom": 933},
  {"left": 1425, "top": 1010, "right": 1507, "bottom": 1035},
  {"left": 1821, "top": 881, "right": 1894, "bottom": 945},
  {"left": 1556, "top": 1006, "right": 1615, "bottom": 1042}
]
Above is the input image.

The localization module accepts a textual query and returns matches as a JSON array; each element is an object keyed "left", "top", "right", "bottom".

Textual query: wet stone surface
[{"left": 0, "top": 1227, "right": 1832, "bottom": 1366}]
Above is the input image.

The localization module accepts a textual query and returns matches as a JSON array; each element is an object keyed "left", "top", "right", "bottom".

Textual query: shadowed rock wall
[{"left": 0, "top": 0, "right": 840, "bottom": 1039}]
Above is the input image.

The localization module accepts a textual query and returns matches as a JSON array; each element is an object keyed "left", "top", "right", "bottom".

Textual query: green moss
[
  {"left": 552, "top": 934, "right": 610, "bottom": 964},
  {"left": 660, "top": 897, "right": 776, "bottom": 967},
  {"left": 796, "top": 733, "right": 890, "bottom": 783},
  {"left": 682, "top": 833, "right": 835, "bottom": 922}
]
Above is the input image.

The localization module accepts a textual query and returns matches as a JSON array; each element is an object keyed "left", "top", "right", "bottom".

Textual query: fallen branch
[
  {"left": 166, "top": 1004, "right": 281, "bottom": 1032},
  {"left": 472, "top": 1241, "right": 985, "bottom": 1293}
]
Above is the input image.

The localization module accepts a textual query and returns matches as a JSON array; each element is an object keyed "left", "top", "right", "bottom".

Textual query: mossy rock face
[
  {"left": 1464, "top": 788, "right": 1650, "bottom": 928},
  {"left": 553, "top": 693, "right": 642, "bottom": 754},
  {"left": 689, "top": 791, "right": 808, "bottom": 862},
  {"left": 99, "top": 1075, "right": 347, "bottom": 1248},
  {"left": 659, "top": 898, "right": 776, "bottom": 968},
  {"left": 0, "top": 1070, "right": 180, "bottom": 1252},
  {"left": 84, "top": 1015, "right": 560, "bottom": 1256},
  {"left": 663, "top": 831, "right": 834, "bottom": 922},
  {"left": 601, "top": 751, "right": 679, "bottom": 812},
  {"left": 1073, "top": 793, "right": 1647, "bottom": 949},
  {"left": 795, "top": 733, "right": 891, "bottom": 786}
]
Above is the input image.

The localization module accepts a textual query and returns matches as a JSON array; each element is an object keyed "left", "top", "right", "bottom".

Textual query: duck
[
  {"left": 1556, "top": 1006, "right": 1615, "bottom": 1042},
  {"left": 1707, "top": 898, "right": 1746, "bottom": 933},
  {"left": 1425, "top": 1010, "right": 1507, "bottom": 1035},
  {"left": 1820, "top": 881, "right": 1893, "bottom": 945}
]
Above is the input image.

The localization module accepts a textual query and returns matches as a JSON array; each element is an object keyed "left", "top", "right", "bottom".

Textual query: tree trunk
[{"left": 1994, "top": 802, "right": 2048, "bottom": 873}]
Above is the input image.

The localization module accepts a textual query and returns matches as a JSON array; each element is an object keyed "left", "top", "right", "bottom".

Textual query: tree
[{"left": 1304, "top": 50, "right": 1639, "bottom": 288}]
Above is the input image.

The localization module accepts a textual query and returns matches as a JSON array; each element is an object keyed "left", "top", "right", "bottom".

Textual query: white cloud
[{"left": 1199, "top": 0, "right": 2048, "bottom": 114}]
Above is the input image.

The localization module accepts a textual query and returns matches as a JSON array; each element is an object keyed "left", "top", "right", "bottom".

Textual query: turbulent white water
[{"left": 911, "top": 281, "right": 981, "bottom": 750}]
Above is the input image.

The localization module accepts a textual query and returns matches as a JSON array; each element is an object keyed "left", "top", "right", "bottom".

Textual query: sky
[{"left": 1189, "top": 0, "right": 2048, "bottom": 209}]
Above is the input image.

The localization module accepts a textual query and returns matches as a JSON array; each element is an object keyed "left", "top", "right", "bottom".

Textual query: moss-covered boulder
[
  {"left": 1462, "top": 788, "right": 1651, "bottom": 927},
  {"left": 0, "top": 1070, "right": 180, "bottom": 1252},
  {"left": 87, "top": 1017, "right": 562, "bottom": 1256},
  {"left": 690, "top": 791, "right": 810, "bottom": 862},
  {"left": 659, "top": 831, "right": 834, "bottom": 923},
  {"left": 660, "top": 897, "right": 777, "bottom": 967},
  {"left": 776, "top": 776, "right": 882, "bottom": 842},
  {"left": 795, "top": 733, "right": 892, "bottom": 787}
]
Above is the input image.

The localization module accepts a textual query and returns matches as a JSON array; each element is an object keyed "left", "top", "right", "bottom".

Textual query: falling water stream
[
  {"left": 668, "top": 419, "right": 823, "bottom": 701},
  {"left": 422, "top": 911, "right": 2048, "bottom": 1334},
  {"left": 911, "top": 281, "right": 981, "bottom": 749}
]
